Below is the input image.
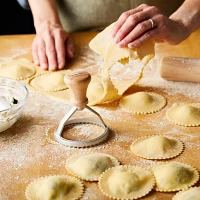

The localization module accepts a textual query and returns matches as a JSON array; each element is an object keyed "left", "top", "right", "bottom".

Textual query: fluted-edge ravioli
[
  {"left": 166, "top": 103, "right": 200, "bottom": 127},
  {"left": 98, "top": 165, "right": 155, "bottom": 200},
  {"left": 120, "top": 92, "right": 166, "bottom": 114},
  {"left": 66, "top": 153, "right": 120, "bottom": 181},
  {"left": 172, "top": 187, "right": 200, "bottom": 200},
  {"left": 151, "top": 162, "right": 199, "bottom": 192},
  {"left": 25, "top": 175, "right": 84, "bottom": 200},
  {"left": 130, "top": 135, "right": 184, "bottom": 160}
]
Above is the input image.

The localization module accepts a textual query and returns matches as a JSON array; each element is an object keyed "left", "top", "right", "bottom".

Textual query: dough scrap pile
[{"left": 89, "top": 23, "right": 155, "bottom": 104}]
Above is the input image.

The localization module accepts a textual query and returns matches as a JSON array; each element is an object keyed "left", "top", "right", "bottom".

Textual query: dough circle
[
  {"left": 0, "top": 64, "right": 36, "bottom": 80},
  {"left": 30, "top": 72, "right": 68, "bottom": 92},
  {"left": 130, "top": 135, "right": 184, "bottom": 160},
  {"left": 98, "top": 165, "right": 155, "bottom": 200},
  {"left": 166, "top": 103, "right": 200, "bottom": 126},
  {"left": 119, "top": 92, "right": 166, "bottom": 114},
  {"left": 172, "top": 187, "right": 200, "bottom": 200},
  {"left": 151, "top": 162, "right": 199, "bottom": 192},
  {"left": 66, "top": 153, "right": 120, "bottom": 181},
  {"left": 25, "top": 175, "right": 84, "bottom": 200}
]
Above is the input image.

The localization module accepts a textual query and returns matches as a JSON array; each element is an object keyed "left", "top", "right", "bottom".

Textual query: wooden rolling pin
[{"left": 160, "top": 56, "right": 200, "bottom": 83}]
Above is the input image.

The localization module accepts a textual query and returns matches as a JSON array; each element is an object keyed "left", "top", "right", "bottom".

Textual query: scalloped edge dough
[
  {"left": 166, "top": 103, "right": 200, "bottom": 127},
  {"left": 29, "top": 72, "right": 69, "bottom": 92},
  {"left": 25, "top": 175, "right": 84, "bottom": 200},
  {"left": 98, "top": 165, "right": 155, "bottom": 200},
  {"left": 120, "top": 92, "right": 166, "bottom": 114},
  {"left": 172, "top": 187, "right": 200, "bottom": 200},
  {"left": 0, "top": 58, "right": 36, "bottom": 80},
  {"left": 66, "top": 153, "right": 120, "bottom": 181},
  {"left": 151, "top": 162, "right": 199, "bottom": 192},
  {"left": 130, "top": 135, "right": 184, "bottom": 160}
]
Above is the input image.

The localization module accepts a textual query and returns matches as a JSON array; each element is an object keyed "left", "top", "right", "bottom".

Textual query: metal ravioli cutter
[{"left": 54, "top": 70, "right": 109, "bottom": 148}]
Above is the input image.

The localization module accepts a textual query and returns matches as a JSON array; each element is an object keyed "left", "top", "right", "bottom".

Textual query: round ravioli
[
  {"left": 0, "top": 64, "right": 35, "bottom": 80},
  {"left": 173, "top": 187, "right": 200, "bottom": 200},
  {"left": 130, "top": 135, "right": 184, "bottom": 160},
  {"left": 99, "top": 165, "right": 155, "bottom": 200},
  {"left": 151, "top": 162, "right": 199, "bottom": 192},
  {"left": 119, "top": 92, "right": 166, "bottom": 114},
  {"left": 25, "top": 175, "right": 84, "bottom": 200},
  {"left": 166, "top": 103, "right": 200, "bottom": 126},
  {"left": 66, "top": 153, "right": 119, "bottom": 181},
  {"left": 30, "top": 72, "right": 68, "bottom": 92}
]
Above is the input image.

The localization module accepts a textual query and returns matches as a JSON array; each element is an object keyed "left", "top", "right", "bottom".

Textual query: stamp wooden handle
[{"left": 64, "top": 70, "right": 91, "bottom": 109}]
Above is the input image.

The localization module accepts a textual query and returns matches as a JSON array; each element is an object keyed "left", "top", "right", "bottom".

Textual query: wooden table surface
[{"left": 1, "top": 31, "right": 200, "bottom": 200}]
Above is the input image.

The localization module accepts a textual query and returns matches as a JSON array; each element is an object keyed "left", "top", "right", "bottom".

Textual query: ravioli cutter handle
[{"left": 64, "top": 70, "right": 91, "bottom": 110}]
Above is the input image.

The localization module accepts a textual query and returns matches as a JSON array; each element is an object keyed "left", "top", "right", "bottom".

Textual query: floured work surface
[{"left": 1, "top": 31, "right": 200, "bottom": 200}]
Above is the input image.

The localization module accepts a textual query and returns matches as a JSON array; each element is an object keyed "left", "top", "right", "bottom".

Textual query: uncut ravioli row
[{"left": 26, "top": 151, "right": 199, "bottom": 200}]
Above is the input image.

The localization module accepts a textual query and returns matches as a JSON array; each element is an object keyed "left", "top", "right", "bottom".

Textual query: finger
[
  {"left": 37, "top": 38, "right": 48, "bottom": 70},
  {"left": 32, "top": 38, "right": 39, "bottom": 66},
  {"left": 118, "top": 18, "right": 157, "bottom": 47},
  {"left": 44, "top": 34, "right": 58, "bottom": 71},
  {"left": 114, "top": 6, "right": 159, "bottom": 44},
  {"left": 111, "top": 4, "right": 149, "bottom": 37},
  {"left": 55, "top": 32, "right": 66, "bottom": 70},
  {"left": 66, "top": 37, "right": 75, "bottom": 58},
  {"left": 128, "top": 28, "right": 158, "bottom": 48}
]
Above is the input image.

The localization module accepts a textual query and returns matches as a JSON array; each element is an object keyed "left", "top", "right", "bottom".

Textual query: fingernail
[
  {"left": 117, "top": 41, "right": 125, "bottom": 48},
  {"left": 114, "top": 38, "right": 120, "bottom": 44},
  {"left": 41, "top": 64, "right": 47, "bottom": 69},
  {"left": 49, "top": 65, "right": 57, "bottom": 71}
]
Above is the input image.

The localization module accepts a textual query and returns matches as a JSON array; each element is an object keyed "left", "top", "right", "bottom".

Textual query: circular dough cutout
[
  {"left": 25, "top": 175, "right": 84, "bottom": 200},
  {"left": 151, "top": 161, "right": 199, "bottom": 192},
  {"left": 0, "top": 64, "right": 36, "bottom": 80},
  {"left": 130, "top": 135, "right": 184, "bottom": 160},
  {"left": 66, "top": 153, "right": 120, "bottom": 181},
  {"left": 172, "top": 187, "right": 200, "bottom": 200},
  {"left": 119, "top": 92, "right": 166, "bottom": 114},
  {"left": 99, "top": 165, "right": 155, "bottom": 200},
  {"left": 166, "top": 103, "right": 200, "bottom": 126},
  {"left": 30, "top": 72, "right": 68, "bottom": 92}
]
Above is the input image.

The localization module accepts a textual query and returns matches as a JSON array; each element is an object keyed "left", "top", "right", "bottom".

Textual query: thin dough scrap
[
  {"left": 29, "top": 72, "right": 68, "bottom": 92},
  {"left": 151, "top": 162, "right": 199, "bottom": 192},
  {"left": 66, "top": 153, "right": 120, "bottom": 181},
  {"left": 130, "top": 135, "right": 184, "bottom": 159},
  {"left": 166, "top": 103, "right": 200, "bottom": 126},
  {"left": 25, "top": 175, "right": 84, "bottom": 200},
  {"left": 0, "top": 58, "right": 36, "bottom": 80},
  {"left": 120, "top": 92, "right": 166, "bottom": 114},
  {"left": 89, "top": 23, "right": 155, "bottom": 105},
  {"left": 173, "top": 187, "right": 200, "bottom": 200},
  {"left": 98, "top": 165, "right": 155, "bottom": 200}
]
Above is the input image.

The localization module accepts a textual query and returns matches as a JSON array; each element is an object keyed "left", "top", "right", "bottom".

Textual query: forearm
[
  {"left": 28, "top": 0, "right": 62, "bottom": 32},
  {"left": 170, "top": 0, "right": 200, "bottom": 36}
]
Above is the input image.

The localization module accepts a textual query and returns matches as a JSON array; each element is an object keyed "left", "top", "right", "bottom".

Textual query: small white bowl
[{"left": 0, "top": 77, "right": 29, "bottom": 132}]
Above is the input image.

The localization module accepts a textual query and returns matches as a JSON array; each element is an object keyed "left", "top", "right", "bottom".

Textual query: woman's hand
[
  {"left": 111, "top": 4, "right": 189, "bottom": 48},
  {"left": 32, "top": 22, "right": 75, "bottom": 71}
]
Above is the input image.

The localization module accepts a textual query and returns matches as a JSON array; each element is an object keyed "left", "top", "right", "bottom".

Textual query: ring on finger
[{"left": 148, "top": 19, "right": 154, "bottom": 29}]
